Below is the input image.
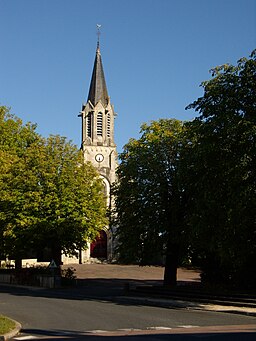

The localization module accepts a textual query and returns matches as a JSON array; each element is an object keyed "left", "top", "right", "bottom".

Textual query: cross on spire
[{"left": 96, "top": 24, "right": 101, "bottom": 49}]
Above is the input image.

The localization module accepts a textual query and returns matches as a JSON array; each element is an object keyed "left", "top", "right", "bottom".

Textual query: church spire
[
  {"left": 80, "top": 28, "right": 116, "bottom": 151},
  {"left": 87, "top": 28, "right": 109, "bottom": 107}
]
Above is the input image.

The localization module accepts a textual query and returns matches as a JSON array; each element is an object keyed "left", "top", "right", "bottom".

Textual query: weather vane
[{"left": 96, "top": 24, "right": 101, "bottom": 47}]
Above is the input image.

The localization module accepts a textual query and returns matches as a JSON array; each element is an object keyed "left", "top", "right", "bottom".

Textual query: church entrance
[{"left": 90, "top": 230, "right": 107, "bottom": 259}]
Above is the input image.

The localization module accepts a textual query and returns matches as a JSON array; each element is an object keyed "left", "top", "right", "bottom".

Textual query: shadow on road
[
  {"left": 2, "top": 279, "right": 256, "bottom": 340},
  {"left": 0, "top": 278, "right": 203, "bottom": 311}
]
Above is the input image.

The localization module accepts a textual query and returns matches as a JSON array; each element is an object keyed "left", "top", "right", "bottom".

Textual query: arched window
[
  {"left": 97, "top": 112, "right": 103, "bottom": 136},
  {"left": 107, "top": 112, "right": 111, "bottom": 138},
  {"left": 86, "top": 113, "right": 92, "bottom": 137}
]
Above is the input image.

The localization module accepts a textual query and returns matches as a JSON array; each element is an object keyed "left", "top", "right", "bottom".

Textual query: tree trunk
[
  {"left": 163, "top": 242, "right": 179, "bottom": 286},
  {"left": 15, "top": 258, "right": 22, "bottom": 270},
  {"left": 79, "top": 249, "right": 82, "bottom": 264}
]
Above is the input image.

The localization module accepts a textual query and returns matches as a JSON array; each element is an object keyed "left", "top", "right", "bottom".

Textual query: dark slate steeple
[{"left": 87, "top": 42, "right": 109, "bottom": 107}]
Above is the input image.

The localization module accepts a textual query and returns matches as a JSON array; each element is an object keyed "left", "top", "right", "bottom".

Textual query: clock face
[{"left": 95, "top": 153, "right": 104, "bottom": 162}]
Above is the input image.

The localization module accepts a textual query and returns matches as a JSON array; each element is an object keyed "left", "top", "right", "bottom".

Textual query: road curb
[
  {"left": 0, "top": 319, "right": 21, "bottom": 341},
  {"left": 115, "top": 296, "right": 256, "bottom": 317}
]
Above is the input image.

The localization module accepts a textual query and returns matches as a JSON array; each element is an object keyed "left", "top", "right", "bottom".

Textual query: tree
[
  {"left": 32, "top": 135, "right": 107, "bottom": 265},
  {"left": 112, "top": 119, "right": 187, "bottom": 286},
  {"left": 0, "top": 107, "right": 107, "bottom": 267},
  {"left": 183, "top": 50, "right": 256, "bottom": 288},
  {"left": 0, "top": 106, "right": 40, "bottom": 265}
]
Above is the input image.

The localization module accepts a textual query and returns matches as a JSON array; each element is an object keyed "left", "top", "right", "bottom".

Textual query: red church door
[{"left": 90, "top": 230, "right": 107, "bottom": 259}]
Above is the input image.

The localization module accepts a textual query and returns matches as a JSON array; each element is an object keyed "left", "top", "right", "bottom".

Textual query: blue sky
[{"left": 1, "top": 0, "right": 255, "bottom": 153}]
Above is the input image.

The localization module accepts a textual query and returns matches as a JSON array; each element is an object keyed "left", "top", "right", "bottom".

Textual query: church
[{"left": 63, "top": 38, "right": 118, "bottom": 264}]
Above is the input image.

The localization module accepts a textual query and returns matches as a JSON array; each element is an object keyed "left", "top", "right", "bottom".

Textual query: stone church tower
[{"left": 78, "top": 40, "right": 118, "bottom": 261}]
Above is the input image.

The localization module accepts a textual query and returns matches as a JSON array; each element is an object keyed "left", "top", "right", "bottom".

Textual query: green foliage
[
  {"left": 112, "top": 50, "right": 256, "bottom": 288},
  {"left": 0, "top": 107, "right": 107, "bottom": 264},
  {"left": 61, "top": 267, "right": 77, "bottom": 286},
  {"left": 183, "top": 50, "right": 256, "bottom": 288},
  {"left": 112, "top": 119, "right": 187, "bottom": 284},
  {"left": 61, "top": 267, "right": 77, "bottom": 280}
]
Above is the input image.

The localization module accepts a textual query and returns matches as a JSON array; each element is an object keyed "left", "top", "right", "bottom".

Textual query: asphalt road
[{"left": 1, "top": 283, "right": 256, "bottom": 340}]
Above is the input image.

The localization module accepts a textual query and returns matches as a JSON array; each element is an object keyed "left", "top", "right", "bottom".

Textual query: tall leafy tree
[
  {"left": 32, "top": 135, "right": 107, "bottom": 265},
  {"left": 183, "top": 50, "right": 256, "bottom": 287},
  {"left": 112, "top": 119, "right": 187, "bottom": 285},
  {"left": 0, "top": 107, "right": 107, "bottom": 267},
  {"left": 0, "top": 106, "right": 40, "bottom": 263}
]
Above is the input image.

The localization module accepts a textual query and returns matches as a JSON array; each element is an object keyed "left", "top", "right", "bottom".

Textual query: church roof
[{"left": 87, "top": 43, "right": 109, "bottom": 107}]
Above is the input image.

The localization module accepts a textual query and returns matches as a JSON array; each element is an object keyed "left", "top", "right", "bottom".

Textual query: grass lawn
[{"left": 0, "top": 315, "right": 16, "bottom": 335}]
